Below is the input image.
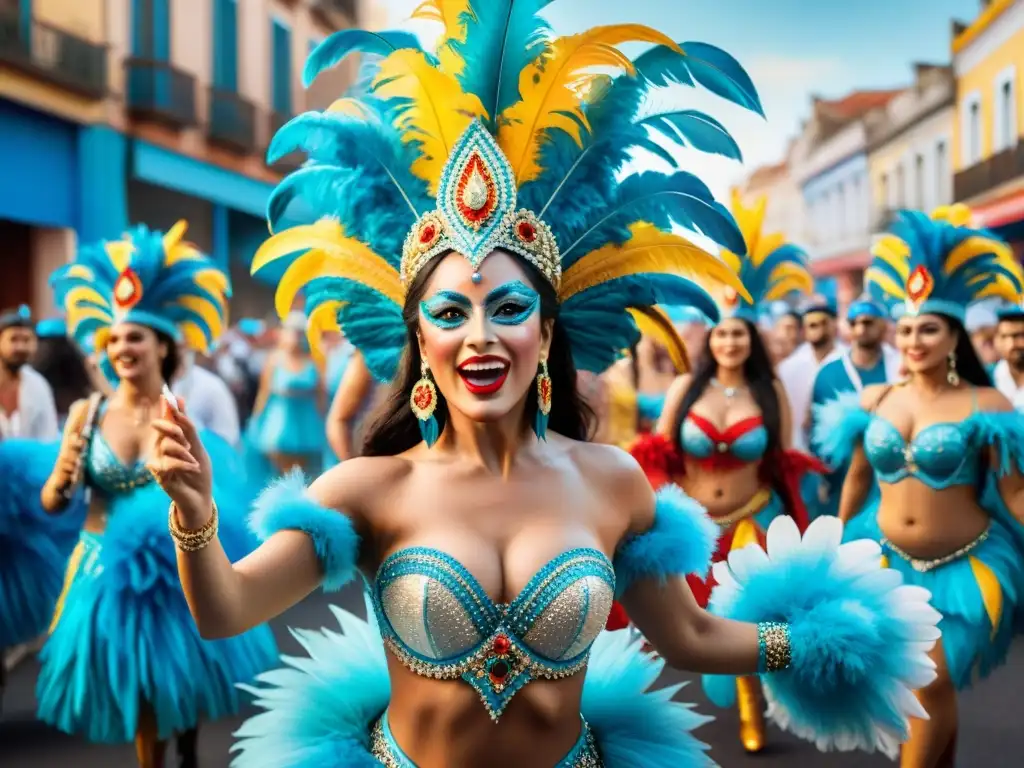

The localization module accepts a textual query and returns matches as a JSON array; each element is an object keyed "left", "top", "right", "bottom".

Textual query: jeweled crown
[{"left": 400, "top": 121, "right": 561, "bottom": 290}]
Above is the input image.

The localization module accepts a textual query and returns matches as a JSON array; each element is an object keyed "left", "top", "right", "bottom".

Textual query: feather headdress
[
  {"left": 251, "top": 0, "right": 764, "bottom": 381},
  {"left": 50, "top": 221, "right": 231, "bottom": 361},
  {"left": 712, "top": 191, "right": 813, "bottom": 323},
  {"left": 866, "top": 205, "right": 1021, "bottom": 323}
]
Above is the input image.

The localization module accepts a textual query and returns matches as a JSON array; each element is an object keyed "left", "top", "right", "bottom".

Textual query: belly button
[
  {"left": 905, "top": 518, "right": 915, "bottom": 527},
  {"left": 714, "top": 488, "right": 724, "bottom": 498}
]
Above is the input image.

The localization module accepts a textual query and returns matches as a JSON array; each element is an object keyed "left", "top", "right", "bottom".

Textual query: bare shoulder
[
  {"left": 772, "top": 378, "right": 788, "bottom": 402},
  {"left": 666, "top": 373, "right": 693, "bottom": 401},
  {"left": 859, "top": 383, "right": 890, "bottom": 410},
  {"left": 567, "top": 440, "right": 655, "bottom": 531},
  {"left": 307, "top": 454, "right": 414, "bottom": 523},
  {"left": 974, "top": 386, "right": 1014, "bottom": 413}
]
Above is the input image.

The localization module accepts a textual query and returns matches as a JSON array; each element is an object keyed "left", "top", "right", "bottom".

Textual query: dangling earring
[
  {"left": 947, "top": 350, "right": 960, "bottom": 386},
  {"left": 534, "top": 358, "right": 552, "bottom": 441},
  {"left": 410, "top": 359, "right": 440, "bottom": 447}
]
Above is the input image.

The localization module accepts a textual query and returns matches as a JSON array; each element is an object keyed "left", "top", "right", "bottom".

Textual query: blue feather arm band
[
  {"left": 965, "top": 410, "right": 1024, "bottom": 475},
  {"left": 613, "top": 484, "right": 718, "bottom": 598},
  {"left": 249, "top": 470, "right": 360, "bottom": 591},
  {"left": 811, "top": 392, "right": 870, "bottom": 468},
  {"left": 709, "top": 516, "right": 941, "bottom": 758}
]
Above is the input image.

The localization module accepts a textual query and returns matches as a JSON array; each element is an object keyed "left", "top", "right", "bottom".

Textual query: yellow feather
[
  {"left": 65, "top": 265, "right": 94, "bottom": 280},
  {"left": 162, "top": 220, "right": 189, "bottom": 253},
  {"left": 105, "top": 241, "right": 134, "bottom": 272},
  {"left": 729, "top": 190, "right": 767, "bottom": 261},
  {"left": 765, "top": 263, "right": 814, "bottom": 299},
  {"left": 65, "top": 286, "right": 110, "bottom": 311},
  {"left": 498, "top": 25, "right": 681, "bottom": 185},
  {"left": 627, "top": 307, "right": 690, "bottom": 374},
  {"left": 179, "top": 321, "right": 209, "bottom": 354},
  {"left": 719, "top": 249, "right": 742, "bottom": 275},
  {"left": 178, "top": 296, "right": 225, "bottom": 339},
  {"left": 945, "top": 236, "right": 1013, "bottom": 275},
  {"left": 326, "top": 97, "right": 378, "bottom": 121},
  {"left": 871, "top": 235, "right": 911, "bottom": 280},
  {"left": 93, "top": 327, "right": 110, "bottom": 354},
  {"left": 560, "top": 223, "right": 750, "bottom": 302},
  {"left": 411, "top": 0, "right": 472, "bottom": 77},
  {"left": 306, "top": 301, "right": 343, "bottom": 363},
  {"left": 373, "top": 49, "right": 487, "bottom": 195},
  {"left": 931, "top": 204, "right": 973, "bottom": 227},
  {"left": 865, "top": 266, "right": 906, "bottom": 299},
  {"left": 67, "top": 305, "right": 113, "bottom": 330},
  {"left": 194, "top": 269, "right": 230, "bottom": 298}
]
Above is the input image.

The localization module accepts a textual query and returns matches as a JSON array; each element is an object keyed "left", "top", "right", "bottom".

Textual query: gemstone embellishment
[
  {"left": 904, "top": 265, "right": 933, "bottom": 315},
  {"left": 113, "top": 268, "right": 143, "bottom": 310}
]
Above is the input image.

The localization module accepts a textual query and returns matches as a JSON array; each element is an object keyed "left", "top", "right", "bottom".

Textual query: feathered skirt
[
  {"left": 0, "top": 439, "right": 85, "bottom": 650},
  {"left": 36, "top": 477, "right": 278, "bottom": 743}
]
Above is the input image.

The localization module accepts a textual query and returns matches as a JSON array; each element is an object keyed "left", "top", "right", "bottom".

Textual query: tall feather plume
[{"left": 410, "top": 0, "right": 473, "bottom": 77}]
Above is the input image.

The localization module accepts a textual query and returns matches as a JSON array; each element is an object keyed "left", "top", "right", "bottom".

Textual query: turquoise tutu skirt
[
  {"left": 36, "top": 476, "right": 278, "bottom": 743},
  {"left": 252, "top": 394, "right": 325, "bottom": 457},
  {"left": 0, "top": 439, "right": 86, "bottom": 649}
]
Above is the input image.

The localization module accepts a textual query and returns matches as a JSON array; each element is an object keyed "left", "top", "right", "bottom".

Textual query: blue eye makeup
[
  {"left": 485, "top": 281, "right": 540, "bottom": 326},
  {"left": 421, "top": 290, "right": 471, "bottom": 330}
]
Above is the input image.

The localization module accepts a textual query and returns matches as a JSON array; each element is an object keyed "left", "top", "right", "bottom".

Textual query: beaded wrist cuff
[
  {"left": 168, "top": 502, "right": 219, "bottom": 552},
  {"left": 757, "top": 621, "right": 792, "bottom": 673}
]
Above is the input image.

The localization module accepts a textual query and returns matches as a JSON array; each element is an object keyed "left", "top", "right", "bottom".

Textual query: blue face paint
[
  {"left": 485, "top": 281, "right": 540, "bottom": 326},
  {"left": 421, "top": 290, "right": 472, "bottom": 330}
]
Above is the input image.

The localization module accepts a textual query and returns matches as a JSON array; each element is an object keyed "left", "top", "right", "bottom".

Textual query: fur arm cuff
[
  {"left": 811, "top": 392, "right": 870, "bottom": 468},
  {"left": 613, "top": 484, "right": 718, "bottom": 598},
  {"left": 249, "top": 471, "right": 360, "bottom": 592}
]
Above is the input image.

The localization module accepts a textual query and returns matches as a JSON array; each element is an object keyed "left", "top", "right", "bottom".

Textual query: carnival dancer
[
  {"left": 628, "top": 190, "right": 824, "bottom": 753},
  {"left": 152, "top": 10, "right": 938, "bottom": 766},
  {"left": 36, "top": 222, "right": 277, "bottom": 768},
  {"left": 776, "top": 293, "right": 846, "bottom": 451},
  {"left": 814, "top": 205, "right": 1024, "bottom": 767},
  {"left": 0, "top": 305, "right": 59, "bottom": 441},
  {"left": 807, "top": 293, "right": 901, "bottom": 520}
]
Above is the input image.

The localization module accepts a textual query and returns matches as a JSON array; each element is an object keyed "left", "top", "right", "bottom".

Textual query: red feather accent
[
  {"left": 775, "top": 449, "right": 827, "bottom": 532},
  {"left": 628, "top": 433, "right": 684, "bottom": 489},
  {"left": 605, "top": 601, "right": 631, "bottom": 631}
]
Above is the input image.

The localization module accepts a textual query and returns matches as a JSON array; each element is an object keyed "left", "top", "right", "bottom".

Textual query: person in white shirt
[
  {"left": 992, "top": 303, "right": 1024, "bottom": 411},
  {"left": 0, "top": 306, "right": 58, "bottom": 441},
  {"left": 172, "top": 346, "right": 241, "bottom": 445}
]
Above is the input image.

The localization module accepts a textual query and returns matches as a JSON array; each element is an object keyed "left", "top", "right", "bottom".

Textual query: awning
[
  {"left": 809, "top": 250, "right": 870, "bottom": 277},
  {"left": 972, "top": 189, "right": 1024, "bottom": 229}
]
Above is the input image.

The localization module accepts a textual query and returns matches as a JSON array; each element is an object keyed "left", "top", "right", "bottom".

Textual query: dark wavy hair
[
  {"left": 938, "top": 314, "right": 992, "bottom": 388},
  {"left": 32, "top": 336, "right": 93, "bottom": 415},
  {"left": 362, "top": 254, "right": 596, "bottom": 456},
  {"left": 670, "top": 318, "right": 796, "bottom": 514}
]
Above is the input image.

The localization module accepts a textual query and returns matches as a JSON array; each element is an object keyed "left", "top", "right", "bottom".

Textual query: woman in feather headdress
[
  {"left": 36, "top": 222, "right": 278, "bottom": 767},
  {"left": 152, "top": 5, "right": 936, "bottom": 766},
  {"left": 626, "top": 190, "right": 826, "bottom": 754},
  {"left": 815, "top": 205, "right": 1024, "bottom": 767}
]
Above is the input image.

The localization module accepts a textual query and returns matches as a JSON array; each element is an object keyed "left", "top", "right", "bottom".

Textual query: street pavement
[{"left": 2, "top": 581, "right": 1022, "bottom": 766}]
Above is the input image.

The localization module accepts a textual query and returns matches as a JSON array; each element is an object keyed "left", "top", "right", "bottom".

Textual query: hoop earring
[
  {"left": 946, "top": 350, "right": 960, "bottom": 387},
  {"left": 410, "top": 359, "right": 440, "bottom": 447},
  {"left": 534, "top": 359, "right": 552, "bottom": 441}
]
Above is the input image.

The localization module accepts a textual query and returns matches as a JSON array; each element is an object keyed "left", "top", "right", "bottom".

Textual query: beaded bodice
[
  {"left": 85, "top": 405, "right": 154, "bottom": 497},
  {"left": 864, "top": 416, "right": 977, "bottom": 489},
  {"left": 371, "top": 547, "right": 615, "bottom": 720}
]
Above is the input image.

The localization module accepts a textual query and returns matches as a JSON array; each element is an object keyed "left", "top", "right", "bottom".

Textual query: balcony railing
[
  {"left": 125, "top": 58, "right": 197, "bottom": 128},
  {"left": 0, "top": 12, "right": 108, "bottom": 98},
  {"left": 312, "top": 0, "right": 359, "bottom": 23},
  {"left": 208, "top": 88, "right": 257, "bottom": 153},
  {"left": 954, "top": 143, "right": 1024, "bottom": 202},
  {"left": 267, "top": 110, "right": 304, "bottom": 173}
]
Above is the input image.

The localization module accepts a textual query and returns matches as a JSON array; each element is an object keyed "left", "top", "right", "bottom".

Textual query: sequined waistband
[
  {"left": 881, "top": 523, "right": 991, "bottom": 573},
  {"left": 370, "top": 711, "right": 602, "bottom": 767},
  {"left": 710, "top": 487, "right": 773, "bottom": 528}
]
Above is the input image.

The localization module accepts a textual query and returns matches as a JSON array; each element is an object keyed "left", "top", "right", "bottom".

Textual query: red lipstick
[{"left": 457, "top": 355, "right": 510, "bottom": 395}]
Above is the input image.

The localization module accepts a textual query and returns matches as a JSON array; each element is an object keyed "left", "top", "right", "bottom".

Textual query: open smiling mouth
[{"left": 457, "top": 356, "right": 510, "bottom": 395}]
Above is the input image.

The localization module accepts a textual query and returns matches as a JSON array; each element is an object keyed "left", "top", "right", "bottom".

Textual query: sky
[{"left": 379, "top": 0, "right": 982, "bottom": 198}]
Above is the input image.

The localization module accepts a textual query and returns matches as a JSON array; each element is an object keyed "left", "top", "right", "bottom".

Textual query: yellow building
[
  {"left": 0, "top": 0, "right": 363, "bottom": 315},
  {"left": 952, "top": 0, "right": 1024, "bottom": 253}
]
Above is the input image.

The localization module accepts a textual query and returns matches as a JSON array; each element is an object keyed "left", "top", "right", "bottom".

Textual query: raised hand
[{"left": 148, "top": 397, "right": 214, "bottom": 528}]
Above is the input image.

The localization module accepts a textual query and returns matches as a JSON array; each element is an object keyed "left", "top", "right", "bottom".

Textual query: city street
[{"left": 2, "top": 581, "right": 1022, "bottom": 767}]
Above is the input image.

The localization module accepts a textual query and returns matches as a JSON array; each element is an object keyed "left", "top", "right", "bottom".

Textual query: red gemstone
[
  {"left": 419, "top": 224, "right": 437, "bottom": 244},
  {"left": 540, "top": 379, "right": 551, "bottom": 405},
  {"left": 517, "top": 221, "right": 537, "bottom": 242},
  {"left": 489, "top": 660, "right": 510, "bottom": 684},
  {"left": 113, "top": 268, "right": 143, "bottom": 309},
  {"left": 455, "top": 155, "right": 496, "bottom": 224},
  {"left": 413, "top": 385, "right": 433, "bottom": 411},
  {"left": 492, "top": 634, "right": 511, "bottom": 655}
]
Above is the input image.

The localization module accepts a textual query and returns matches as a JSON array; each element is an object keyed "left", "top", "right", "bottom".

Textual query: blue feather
[
  {"left": 303, "top": 29, "right": 426, "bottom": 87},
  {"left": 448, "top": 0, "right": 553, "bottom": 122},
  {"left": 635, "top": 41, "right": 764, "bottom": 117},
  {"left": 639, "top": 108, "right": 743, "bottom": 161},
  {"left": 810, "top": 392, "right": 869, "bottom": 468}
]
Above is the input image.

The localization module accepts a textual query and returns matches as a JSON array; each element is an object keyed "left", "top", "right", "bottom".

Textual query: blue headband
[
  {"left": 114, "top": 308, "right": 182, "bottom": 341},
  {"left": 891, "top": 298, "right": 967, "bottom": 324},
  {"left": 0, "top": 304, "right": 31, "bottom": 330},
  {"left": 847, "top": 298, "right": 887, "bottom": 321},
  {"left": 35, "top": 318, "right": 67, "bottom": 338}
]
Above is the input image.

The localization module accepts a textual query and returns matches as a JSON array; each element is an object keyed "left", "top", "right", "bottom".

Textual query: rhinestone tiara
[{"left": 400, "top": 121, "right": 561, "bottom": 290}]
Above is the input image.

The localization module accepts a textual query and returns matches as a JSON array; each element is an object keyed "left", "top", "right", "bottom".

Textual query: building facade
[
  {"left": 952, "top": 0, "right": 1024, "bottom": 255},
  {"left": 866, "top": 64, "right": 955, "bottom": 233},
  {"left": 0, "top": 0, "right": 362, "bottom": 316},
  {"left": 734, "top": 139, "right": 808, "bottom": 248},
  {"left": 792, "top": 90, "right": 902, "bottom": 308}
]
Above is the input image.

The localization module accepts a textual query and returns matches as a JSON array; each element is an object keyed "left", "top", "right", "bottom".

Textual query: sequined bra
[
  {"left": 85, "top": 402, "right": 155, "bottom": 497},
  {"left": 371, "top": 547, "right": 615, "bottom": 720},
  {"left": 864, "top": 387, "right": 979, "bottom": 490},
  {"left": 680, "top": 413, "right": 768, "bottom": 468}
]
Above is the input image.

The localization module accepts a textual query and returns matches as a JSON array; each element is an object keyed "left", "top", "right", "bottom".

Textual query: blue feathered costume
[
  {"left": 228, "top": 3, "right": 940, "bottom": 765},
  {"left": 814, "top": 205, "right": 1024, "bottom": 690},
  {"left": 36, "top": 222, "right": 278, "bottom": 743}
]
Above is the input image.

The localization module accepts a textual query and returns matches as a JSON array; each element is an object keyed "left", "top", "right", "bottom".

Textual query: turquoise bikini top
[
  {"left": 864, "top": 387, "right": 979, "bottom": 489},
  {"left": 85, "top": 402, "right": 154, "bottom": 497},
  {"left": 271, "top": 361, "right": 319, "bottom": 396},
  {"left": 371, "top": 546, "right": 615, "bottom": 720},
  {"left": 680, "top": 413, "right": 768, "bottom": 466}
]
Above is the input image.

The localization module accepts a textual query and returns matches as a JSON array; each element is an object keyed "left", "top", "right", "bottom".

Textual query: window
[
  {"left": 132, "top": 0, "right": 170, "bottom": 60},
  {"left": 961, "top": 91, "right": 982, "bottom": 165},
  {"left": 212, "top": 0, "right": 238, "bottom": 91},
  {"left": 994, "top": 67, "right": 1017, "bottom": 152},
  {"left": 914, "top": 153, "right": 925, "bottom": 209},
  {"left": 271, "top": 17, "right": 293, "bottom": 115},
  {"left": 894, "top": 162, "right": 905, "bottom": 208},
  {"left": 936, "top": 140, "right": 948, "bottom": 203},
  {"left": 836, "top": 182, "right": 846, "bottom": 235},
  {"left": 880, "top": 172, "right": 889, "bottom": 209}
]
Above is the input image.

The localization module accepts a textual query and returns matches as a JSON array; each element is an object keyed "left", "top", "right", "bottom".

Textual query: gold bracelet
[{"left": 168, "top": 502, "right": 219, "bottom": 552}]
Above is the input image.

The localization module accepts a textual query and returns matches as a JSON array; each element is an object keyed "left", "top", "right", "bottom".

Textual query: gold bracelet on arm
[{"left": 168, "top": 502, "right": 219, "bottom": 552}]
